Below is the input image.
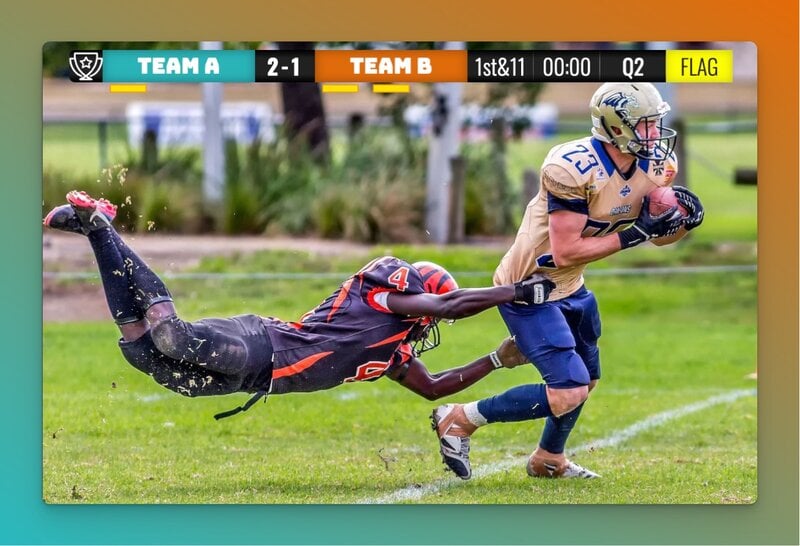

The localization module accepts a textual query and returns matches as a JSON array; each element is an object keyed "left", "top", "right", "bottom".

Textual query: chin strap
[{"left": 214, "top": 390, "right": 268, "bottom": 420}]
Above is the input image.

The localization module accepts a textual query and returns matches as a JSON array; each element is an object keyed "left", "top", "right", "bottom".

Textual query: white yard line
[{"left": 360, "top": 388, "right": 756, "bottom": 504}]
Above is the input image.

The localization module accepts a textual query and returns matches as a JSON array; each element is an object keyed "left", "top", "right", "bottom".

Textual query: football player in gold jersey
[{"left": 432, "top": 82, "right": 705, "bottom": 480}]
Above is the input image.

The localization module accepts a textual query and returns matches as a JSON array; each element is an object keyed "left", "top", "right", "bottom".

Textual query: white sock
[{"left": 463, "top": 402, "right": 488, "bottom": 427}]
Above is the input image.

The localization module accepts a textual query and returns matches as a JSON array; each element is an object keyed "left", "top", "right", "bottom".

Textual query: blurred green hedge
[{"left": 42, "top": 128, "right": 518, "bottom": 242}]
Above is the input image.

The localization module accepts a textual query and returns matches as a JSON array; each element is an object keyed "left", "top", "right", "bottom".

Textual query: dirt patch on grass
[{"left": 43, "top": 280, "right": 109, "bottom": 323}]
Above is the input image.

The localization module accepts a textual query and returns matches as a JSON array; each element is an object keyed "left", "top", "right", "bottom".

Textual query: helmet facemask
[
  {"left": 605, "top": 111, "right": 677, "bottom": 161},
  {"left": 410, "top": 317, "right": 442, "bottom": 356}
]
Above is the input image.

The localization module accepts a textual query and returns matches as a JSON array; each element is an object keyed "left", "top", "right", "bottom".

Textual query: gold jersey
[{"left": 494, "top": 136, "right": 678, "bottom": 300}]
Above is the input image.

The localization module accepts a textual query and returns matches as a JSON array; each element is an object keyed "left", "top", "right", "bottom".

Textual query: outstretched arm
[
  {"left": 386, "top": 276, "right": 554, "bottom": 320},
  {"left": 387, "top": 337, "right": 527, "bottom": 400}
]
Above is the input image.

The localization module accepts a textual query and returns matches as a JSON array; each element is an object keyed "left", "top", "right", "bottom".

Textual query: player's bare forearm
[
  {"left": 431, "top": 286, "right": 517, "bottom": 319},
  {"left": 551, "top": 233, "right": 623, "bottom": 267},
  {"left": 387, "top": 286, "right": 515, "bottom": 321},
  {"left": 389, "top": 356, "right": 497, "bottom": 400},
  {"left": 549, "top": 209, "right": 623, "bottom": 267}
]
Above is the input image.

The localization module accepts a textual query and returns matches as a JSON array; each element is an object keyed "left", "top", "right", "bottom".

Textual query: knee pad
[
  {"left": 149, "top": 316, "right": 251, "bottom": 374},
  {"left": 149, "top": 315, "right": 191, "bottom": 361},
  {"left": 535, "top": 348, "right": 590, "bottom": 388}
]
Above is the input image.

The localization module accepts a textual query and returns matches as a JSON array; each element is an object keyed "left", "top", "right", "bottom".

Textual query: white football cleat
[
  {"left": 560, "top": 461, "right": 600, "bottom": 479},
  {"left": 431, "top": 404, "right": 472, "bottom": 480},
  {"left": 527, "top": 455, "right": 600, "bottom": 479}
]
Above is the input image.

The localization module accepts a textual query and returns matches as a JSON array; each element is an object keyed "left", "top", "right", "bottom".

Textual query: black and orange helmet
[
  {"left": 413, "top": 260, "right": 459, "bottom": 295},
  {"left": 409, "top": 261, "right": 459, "bottom": 354}
]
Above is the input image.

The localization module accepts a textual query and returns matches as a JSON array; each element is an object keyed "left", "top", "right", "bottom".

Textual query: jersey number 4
[{"left": 388, "top": 267, "right": 410, "bottom": 291}]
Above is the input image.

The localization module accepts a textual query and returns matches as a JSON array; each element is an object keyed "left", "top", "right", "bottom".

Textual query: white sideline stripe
[
  {"left": 360, "top": 388, "right": 756, "bottom": 504},
  {"left": 42, "top": 264, "right": 756, "bottom": 281}
]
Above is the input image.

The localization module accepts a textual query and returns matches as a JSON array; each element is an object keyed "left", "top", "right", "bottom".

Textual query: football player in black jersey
[{"left": 44, "top": 191, "right": 555, "bottom": 419}]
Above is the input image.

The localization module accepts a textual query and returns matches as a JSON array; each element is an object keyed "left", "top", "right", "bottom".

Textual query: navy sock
[
  {"left": 106, "top": 229, "right": 172, "bottom": 309},
  {"left": 476, "top": 383, "right": 553, "bottom": 423},
  {"left": 87, "top": 228, "right": 142, "bottom": 324},
  {"left": 538, "top": 402, "right": 585, "bottom": 454}
]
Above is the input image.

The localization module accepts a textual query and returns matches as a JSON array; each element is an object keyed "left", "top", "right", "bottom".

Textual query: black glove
[
  {"left": 618, "top": 196, "right": 684, "bottom": 249},
  {"left": 514, "top": 274, "right": 555, "bottom": 305},
  {"left": 672, "top": 185, "right": 705, "bottom": 231}
]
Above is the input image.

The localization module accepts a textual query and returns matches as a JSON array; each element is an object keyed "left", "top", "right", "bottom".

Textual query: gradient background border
[{"left": 1, "top": 0, "right": 796, "bottom": 544}]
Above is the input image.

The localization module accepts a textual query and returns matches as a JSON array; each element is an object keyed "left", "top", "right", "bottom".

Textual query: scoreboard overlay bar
[{"left": 68, "top": 49, "right": 734, "bottom": 84}]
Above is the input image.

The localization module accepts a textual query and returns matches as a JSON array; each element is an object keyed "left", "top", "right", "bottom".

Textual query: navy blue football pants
[{"left": 498, "top": 285, "right": 601, "bottom": 388}]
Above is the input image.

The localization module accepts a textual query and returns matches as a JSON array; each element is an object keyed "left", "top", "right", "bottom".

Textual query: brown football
[{"left": 648, "top": 186, "right": 688, "bottom": 217}]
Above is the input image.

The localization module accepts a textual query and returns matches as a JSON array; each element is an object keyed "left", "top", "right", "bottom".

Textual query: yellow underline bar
[
  {"left": 322, "top": 84, "right": 359, "bottom": 93},
  {"left": 109, "top": 84, "right": 148, "bottom": 93},
  {"left": 372, "top": 84, "right": 410, "bottom": 93}
]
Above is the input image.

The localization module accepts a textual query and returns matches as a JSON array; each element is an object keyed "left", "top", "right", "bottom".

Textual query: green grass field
[
  {"left": 42, "top": 122, "right": 757, "bottom": 504},
  {"left": 43, "top": 254, "right": 757, "bottom": 504}
]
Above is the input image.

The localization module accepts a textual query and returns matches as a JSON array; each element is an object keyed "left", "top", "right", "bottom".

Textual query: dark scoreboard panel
[
  {"left": 73, "top": 49, "right": 730, "bottom": 84},
  {"left": 254, "top": 50, "right": 315, "bottom": 82},
  {"left": 466, "top": 50, "right": 666, "bottom": 82}
]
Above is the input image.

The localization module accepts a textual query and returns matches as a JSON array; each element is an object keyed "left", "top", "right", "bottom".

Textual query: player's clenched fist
[{"left": 495, "top": 336, "right": 528, "bottom": 368}]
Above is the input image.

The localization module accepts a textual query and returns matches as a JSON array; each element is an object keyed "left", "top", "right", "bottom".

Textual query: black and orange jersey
[{"left": 263, "top": 256, "right": 426, "bottom": 394}]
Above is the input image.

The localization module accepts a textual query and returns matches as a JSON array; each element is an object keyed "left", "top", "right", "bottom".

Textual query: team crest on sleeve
[{"left": 651, "top": 158, "right": 676, "bottom": 181}]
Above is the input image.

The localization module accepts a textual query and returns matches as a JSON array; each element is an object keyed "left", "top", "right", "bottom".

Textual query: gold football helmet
[{"left": 590, "top": 82, "right": 677, "bottom": 160}]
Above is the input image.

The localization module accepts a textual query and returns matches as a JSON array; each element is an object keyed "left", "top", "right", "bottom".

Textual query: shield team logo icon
[
  {"left": 619, "top": 184, "right": 632, "bottom": 197},
  {"left": 69, "top": 51, "right": 103, "bottom": 82}
]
